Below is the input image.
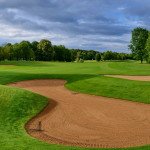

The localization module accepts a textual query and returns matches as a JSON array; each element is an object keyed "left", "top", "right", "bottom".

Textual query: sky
[{"left": 0, "top": 0, "right": 150, "bottom": 52}]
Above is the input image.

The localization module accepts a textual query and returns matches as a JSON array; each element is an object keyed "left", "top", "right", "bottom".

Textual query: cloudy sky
[{"left": 0, "top": 0, "right": 150, "bottom": 52}]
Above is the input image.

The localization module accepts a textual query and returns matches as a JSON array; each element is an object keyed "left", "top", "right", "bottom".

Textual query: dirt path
[
  {"left": 9, "top": 79, "right": 150, "bottom": 148},
  {"left": 105, "top": 75, "right": 150, "bottom": 81}
]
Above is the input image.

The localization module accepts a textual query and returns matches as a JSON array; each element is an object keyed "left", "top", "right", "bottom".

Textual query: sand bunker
[
  {"left": 105, "top": 75, "right": 150, "bottom": 81},
  {"left": 9, "top": 79, "right": 150, "bottom": 148}
]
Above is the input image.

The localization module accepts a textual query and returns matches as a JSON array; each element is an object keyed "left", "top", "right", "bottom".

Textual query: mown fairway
[{"left": 0, "top": 61, "right": 150, "bottom": 150}]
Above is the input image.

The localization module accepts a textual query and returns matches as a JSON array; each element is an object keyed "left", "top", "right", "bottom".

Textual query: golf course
[
  {"left": 0, "top": 61, "right": 150, "bottom": 150},
  {"left": 1, "top": 0, "right": 150, "bottom": 149}
]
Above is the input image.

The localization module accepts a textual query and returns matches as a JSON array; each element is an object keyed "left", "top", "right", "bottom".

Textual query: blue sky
[{"left": 0, "top": 0, "right": 150, "bottom": 52}]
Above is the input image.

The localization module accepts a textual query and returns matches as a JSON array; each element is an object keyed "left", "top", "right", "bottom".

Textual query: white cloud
[{"left": 0, "top": 0, "right": 149, "bottom": 52}]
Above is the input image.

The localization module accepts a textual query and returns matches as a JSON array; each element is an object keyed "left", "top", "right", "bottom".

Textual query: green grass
[{"left": 0, "top": 61, "right": 150, "bottom": 150}]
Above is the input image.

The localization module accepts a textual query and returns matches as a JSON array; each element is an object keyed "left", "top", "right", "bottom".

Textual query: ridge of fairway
[
  {"left": 8, "top": 78, "right": 150, "bottom": 148},
  {"left": 105, "top": 75, "right": 150, "bottom": 81}
]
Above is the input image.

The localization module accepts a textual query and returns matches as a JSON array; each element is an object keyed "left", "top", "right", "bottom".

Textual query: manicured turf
[{"left": 0, "top": 61, "right": 150, "bottom": 150}]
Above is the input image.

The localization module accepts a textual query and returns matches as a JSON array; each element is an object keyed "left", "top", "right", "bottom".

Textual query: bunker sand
[
  {"left": 9, "top": 79, "right": 150, "bottom": 148},
  {"left": 105, "top": 75, "right": 150, "bottom": 81}
]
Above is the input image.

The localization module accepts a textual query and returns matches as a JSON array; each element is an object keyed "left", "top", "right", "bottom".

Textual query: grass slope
[{"left": 0, "top": 61, "right": 150, "bottom": 150}]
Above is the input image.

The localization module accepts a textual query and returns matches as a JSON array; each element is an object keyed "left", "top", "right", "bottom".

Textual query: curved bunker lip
[{"left": 9, "top": 79, "right": 150, "bottom": 148}]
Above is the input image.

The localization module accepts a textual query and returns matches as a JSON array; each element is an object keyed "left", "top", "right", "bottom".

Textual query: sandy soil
[
  {"left": 9, "top": 79, "right": 150, "bottom": 148},
  {"left": 105, "top": 75, "right": 150, "bottom": 81}
]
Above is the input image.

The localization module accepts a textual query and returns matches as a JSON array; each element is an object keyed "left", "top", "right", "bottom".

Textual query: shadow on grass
[
  {"left": 0, "top": 71, "right": 97, "bottom": 85},
  {"left": 0, "top": 61, "right": 56, "bottom": 67}
]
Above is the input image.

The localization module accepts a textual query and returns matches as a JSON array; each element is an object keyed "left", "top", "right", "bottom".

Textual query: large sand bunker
[{"left": 9, "top": 79, "right": 150, "bottom": 148}]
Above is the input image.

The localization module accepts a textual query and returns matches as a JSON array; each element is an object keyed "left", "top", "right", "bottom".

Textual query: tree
[
  {"left": 129, "top": 27, "right": 149, "bottom": 63},
  {"left": 0, "top": 38, "right": 136, "bottom": 62},
  {"left": 95, "top": 53, "right": 101, "bottom": 61},
  {"left": 86, "top": 50, "right": 97, "bottom": 60},
  {"left": 31, "top": 41, "right": 39, "bottom": 60},
  {"left": 3, "top": 43, "right": 14, "bottom": 60},
  {"left": 37, "top": 39, "right": 54, "bottom": 61},
  {"left": 0, "top": 46, "right": 4, "bottom": 61},
  {"left": 53, "top": 45, "right": 66, "bottom": 61},
  {"left": 13, "top": 43, "right": 22, "bottom": 61},
  {"left": 76, "top": 51, "right": 81, "bottom": 62},
  {"left": 145, "top": 32, "right": 150, "bottom": 63},
  {"left": 31, "top": 41, "right": 39, "bottom": 52},
  {"left": 64, "top": 48, "right": 72, "bottom": 62},
  {"left": 18, "top": 41, "right": 34, "bottom": 60},
  {"left": 70, "top": 50, "right": 77, "bottom": 62},
  {"left": 103, "top": 51, "right": 114, "bottom": 60}
]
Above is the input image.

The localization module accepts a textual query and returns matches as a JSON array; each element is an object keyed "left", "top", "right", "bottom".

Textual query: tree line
[
  {"left": 0, "top": 39, "right": 133, "bottom": 62},
  {"left": 129, "top": 27, "right": 150, "bottom": 63}
]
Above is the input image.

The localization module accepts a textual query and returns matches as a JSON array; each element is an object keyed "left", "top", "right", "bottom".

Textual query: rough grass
[{"left": 0, "top": 61, "right": 150, "bottom": 150}]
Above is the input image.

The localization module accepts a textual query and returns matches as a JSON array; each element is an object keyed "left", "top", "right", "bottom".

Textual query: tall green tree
[
  {"left": 145, "top": 32, "right": 150, "bottom": 63},
  {"left": 53, "top": 45, "right": 66, "bottom": 61},
  {"left": 95, "top": 53, "right": 101, "bottom": 62},
  {"left": 70, "top": 50, "right": 77, "bottom": 62},
  {"left": 103, "top": 51, "right": 114, "bottom": 60},
  {"left": 64, "top": 48, "right": 72, "bottom": 62},
  {"left": 38, "top": 39, "right": 54, "bottom": 61},
  {"left": 18, "top": 41, "right": 34, "bottom": 60},
  {"left": 76, "top": 51, "right": 81, "bottom": 62},
  {"left": 13, "top": 43, "right": 22, "bottom": 61},
  {"left": 31, "top": 41, "right": 39, "bottom": 60},
  {"left": 129, "top": 27, "right": 149, "bottom": 63},
  {"left": 0, "top": 46, "right": 4, "bottom": 61},
  {"left": 3, "top": 43, "right": 14, "bottom": 60},
  {"left": 86, "top": 50, "right": 97, "bottom": 60}
]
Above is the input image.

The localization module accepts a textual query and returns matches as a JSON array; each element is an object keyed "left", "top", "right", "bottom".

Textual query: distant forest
[{"left": 0, "top": 39, "right": 133, "bottom": 62}]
